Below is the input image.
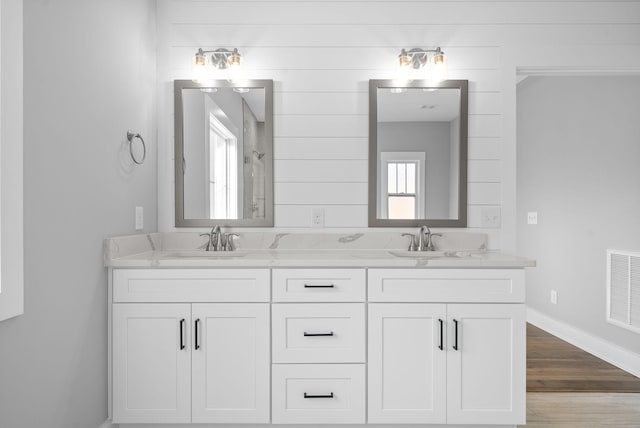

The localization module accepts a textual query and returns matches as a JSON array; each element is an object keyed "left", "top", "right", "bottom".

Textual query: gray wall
[
  {"left": 517, "top": 76, "right": 640, "bottom": 354},
  {"left": 0, "top": 1, "right": 157, "bottom": 428}
]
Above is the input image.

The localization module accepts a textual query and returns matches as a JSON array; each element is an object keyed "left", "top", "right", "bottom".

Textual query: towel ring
[{"left": 127, "top": 131, "right": 146, "bottom": 165}]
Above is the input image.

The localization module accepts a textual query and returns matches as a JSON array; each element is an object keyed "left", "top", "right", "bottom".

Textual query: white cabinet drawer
[
  {"left": 272, "top": 303, "right": 365, "bottom": 363},
  {"left": 272, "top": 364, "right": 365, "bottom": 424},
  {"left": 113, "top": 269, "right": 270, "bottom": 302},
  {"left": 368, "top": 269, "right": 525, "bottom": 303},
  {"left": 272, "top": 269, "right": 365, "bottom": 302}
]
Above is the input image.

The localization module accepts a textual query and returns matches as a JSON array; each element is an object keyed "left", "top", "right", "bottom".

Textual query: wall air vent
[{"left": 607, "top": 250, "right": 640, "bottom": 334}]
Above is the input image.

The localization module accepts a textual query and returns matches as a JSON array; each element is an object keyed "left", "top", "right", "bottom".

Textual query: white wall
[
  {"left": 517, "top": 76, "right": 640, "bottom": 354},
  {"left": 157, "top": 0, "right": 640, "bottom": 251},
  {"left": 0, "top": 1, "right": 157, "bottom": 428}
]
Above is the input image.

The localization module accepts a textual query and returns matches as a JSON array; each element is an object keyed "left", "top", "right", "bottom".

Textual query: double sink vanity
[
  {"left": 105, "top": 76, "right": 534, "bottom": 427},
  {"left": 104, "top": 232, "right": 534, "bottom": 428}
]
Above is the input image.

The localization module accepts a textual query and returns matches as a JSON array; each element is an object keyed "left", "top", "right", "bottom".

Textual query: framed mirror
[
  {"left": 174, "top": 79, "right": 273, "bottom": 227},
  {"left": 368, "top": 79, "right": 468, "bottom": 227}
]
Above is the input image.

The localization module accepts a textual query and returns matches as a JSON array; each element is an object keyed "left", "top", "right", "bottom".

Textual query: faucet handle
[
  {"left": 401, "top": 233, "right": 418, "bottom": 251},
  {"left": 426, "top": 233, "right": 443, "bottom": 251},
  {"left": 224, "top": 233, "right": 240, "bottom": 251},
  {"left": 199, "top": 232, "right": 213, "bottom": 251}
]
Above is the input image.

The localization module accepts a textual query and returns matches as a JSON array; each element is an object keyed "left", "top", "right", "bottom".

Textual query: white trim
[
  {"left": 517, "top": 66, "right": 640, "bottom": 78},
  {"left": 0, "top": 0, "right": 24, "bottom": 322},
  {"left": 98, "top": 420, "right": 118, "bottom": 428},
  {"left": 527, "top": 307, "right": 640, "bottom": 378}
]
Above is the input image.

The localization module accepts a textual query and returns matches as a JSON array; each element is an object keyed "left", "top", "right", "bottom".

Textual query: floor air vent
[{"left": 607, "top": 250, "right": 640, "bottom": 333}]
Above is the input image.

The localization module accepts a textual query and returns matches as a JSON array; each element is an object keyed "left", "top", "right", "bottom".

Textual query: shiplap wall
[{"left": 157, "top": 0, "right": 640, "bottom": 250}]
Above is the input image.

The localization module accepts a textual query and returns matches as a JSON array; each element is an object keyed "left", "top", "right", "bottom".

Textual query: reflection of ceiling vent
[{"left": 607, "top": 250, "right": 640, "bottom": 334}]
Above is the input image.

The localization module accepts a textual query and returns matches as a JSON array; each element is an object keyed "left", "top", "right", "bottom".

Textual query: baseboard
[
  {"left": 527, "top": 307, "right": 640, "bottom": 378},
  {"left": 99, "top": 420, "right": 117, "bottom": 428}
]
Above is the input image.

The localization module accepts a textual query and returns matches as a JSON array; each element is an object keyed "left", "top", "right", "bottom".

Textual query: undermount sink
[
  {"left": 163, "top": 250, "right": 249, "bottom": 259},
  {"left": 389, "top": 250, "right": 479, "bottom": 258}
]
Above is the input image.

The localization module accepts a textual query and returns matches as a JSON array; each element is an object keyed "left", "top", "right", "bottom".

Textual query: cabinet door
[
  {"left": 446, "top": 304, "right": 526, "bottom": 425},
  {"left": 368, "top": 303, "right": 447, "bottom": 424},
  {"left": 191, "top": 303, "right": 270, "bottom": 423},
  {"left": 112, "top": 304, "right": 191, "bottom": 423}
]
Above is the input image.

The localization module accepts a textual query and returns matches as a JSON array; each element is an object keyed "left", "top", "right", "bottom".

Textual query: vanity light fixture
[
  {"left": 193, "top": 47, "right": 243, "bottom": 81},
  {"left": 397, "top": 47, "right": 448, "bottom": 81}
]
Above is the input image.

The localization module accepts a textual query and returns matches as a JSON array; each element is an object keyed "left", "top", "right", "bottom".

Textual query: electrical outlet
[
  {"left": 311, "top": 208, "right": 324, "bottom": 228},
  {"left": 481, "top": 206, "right": 501, "bottom": 228},
  {"left": 135, "top": 206, "right": 144, "bottom": 231},
  {"left": 527, "top": 211, "right": 538, "bottom": 225},
  {"left": 550, "top": 289, "right": 558, "bottom": 305}
]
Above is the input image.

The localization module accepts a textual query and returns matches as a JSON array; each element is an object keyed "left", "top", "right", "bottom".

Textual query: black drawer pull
[
  {"left": 304, "top": 284, "right": 335, "bottom": 288},
  {"left": 303, "top": 331, "right": 334, "bottom": 337},
  {"left": 453, "top": 319, "right": 459, "bottom": 351},
  {"left": 194, "top": 318, "right": 201, "bottom": 350},
  {"left": 438, "top": 318, "right": 444, "bottom": 351},
  {"left": 179, "top": 319, "right": 186, "bottom": 350},
  {"left": 304, "top": 392, "right": 334, "bottom": 399}
]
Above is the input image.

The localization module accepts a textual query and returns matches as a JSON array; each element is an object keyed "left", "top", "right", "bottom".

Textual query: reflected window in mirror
[
  {"left": 174, "top": 80, "right": 273, "bottom": 227},
  {"left": 368, "top": 79, "right": 468, "bottom": 227},
  {"left": 382, "top": 153, "right": 424, "bottom": 220}
]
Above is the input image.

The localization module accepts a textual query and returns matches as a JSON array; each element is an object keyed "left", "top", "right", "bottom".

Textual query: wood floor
[
  {"left": 521, "top": 324, "right": 640, "bottom": 427},
  {"left": 526, "top": 323, "right": 640, "bottom": 393},
  {"left": 523, "top": 392, "right": 640, "bottom": 427}
]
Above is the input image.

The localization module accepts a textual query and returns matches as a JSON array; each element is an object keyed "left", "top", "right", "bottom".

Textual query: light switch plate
[{"left": 527, "top": 211, "right": 538, "bottom": 225}]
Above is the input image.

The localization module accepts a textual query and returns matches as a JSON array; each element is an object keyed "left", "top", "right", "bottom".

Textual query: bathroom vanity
[{"left": 104, "top": 233, "right": 534, "bottom": 428}]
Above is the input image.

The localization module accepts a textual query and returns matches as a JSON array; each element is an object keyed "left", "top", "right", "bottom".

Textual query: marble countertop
[{"left": 104, "top": 233, "right": 535, "bottom": 269}]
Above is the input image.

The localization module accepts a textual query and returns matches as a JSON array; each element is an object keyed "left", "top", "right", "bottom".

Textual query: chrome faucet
[
  {"left": 418, "top": 226, "right": 429, "bottom": 251},
  {"left": 200, "top": 226, "right": 240, "bottom": 251},
  {"left": 211, "top": 225, "right": 222, "bottom": 251},
  {"left": 419, "top": 225, "right": 442, "bottom": 251},
  {"left": 401, "top": 226, "right": 443, "bottom": 252},
  {"left": 200, "top": 225, "right": 222, "bottom": 251}
]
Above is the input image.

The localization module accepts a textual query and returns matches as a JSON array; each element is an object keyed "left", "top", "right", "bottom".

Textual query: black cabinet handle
[
  {"left": 304, "top": 284, "right": 335, "bottom": 288},
  {"left": 194, "top": 318, "right": 201, "bottom": 350},
  {"left": 304, "top": 392, "right": 334, "bottom": 399},
  {"left": 438, "top": 318, "right": 444, "bottom": 350},
  {"left": 303, "top": 331, "right": 334, "bottom": 337},
  {"left": 179, "top": 318, "right": 186, "bottom": 350},
  {"left": 453, "top": 319, "right": 459, "bottom": 351}
]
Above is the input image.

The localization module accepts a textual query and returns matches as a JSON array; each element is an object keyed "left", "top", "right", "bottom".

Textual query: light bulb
[
  {"left": 192, "top": 52, "right": 208, "bottom": 83},
  {"left": 227, "top": 49, "right": 244, "bottom": 82},
  {"left": 396, "top": 49, "right": 415, "bottom": 83},
  {"left": 227, "top": 49, "right": 242, "bottom": 68},
  {"left": 429, "top": 51, "right": 448, "bottom": 82},
  {"left": 398, "top": 49, "right": 412, "bottom": 69}
]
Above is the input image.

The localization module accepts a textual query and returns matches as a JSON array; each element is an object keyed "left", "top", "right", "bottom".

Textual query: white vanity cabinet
[
  {"left": 271, "top": 269, "right": 367, "bottom": 424},
  {"left": 108, "top": 262, "right": 529, "bottom": 427},
  {"left": 112, "top": 303, "right": 192, "bottom": 423},
  {"left": 367, "top": 269, "right": 526, "bottom": 426},
  {"left": 111, "top": 269, "right": 270, "bottom": 424}
]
